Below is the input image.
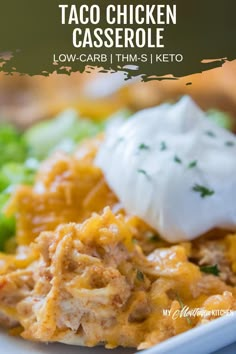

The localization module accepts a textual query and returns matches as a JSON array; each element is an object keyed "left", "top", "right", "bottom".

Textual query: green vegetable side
[{"left": 0, "top": 109, "right": 130, "bottom": 251}]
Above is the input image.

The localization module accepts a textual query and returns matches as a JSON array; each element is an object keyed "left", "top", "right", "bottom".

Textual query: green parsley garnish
[
  {"left": 225, "top": 141, "right": 234, "bottom": 147},
  {"left": 192, "top": 184, "right": 214, "bottom": 198},
  {"left": 200, "top": 264, "right": 220, "bottom": 276},
  {"left": 175, "top": 292, "right": 192, "bottom": 325},
  {"left": 149, "top": 234, "right": 160, "bottom": 242},
  {"left": 188, "top": 160, "right": 197, "bottom": 169},
  {"left": 174, "top": 155, "right": 182, "bottom": 164},
  {"left": 205, "top": 130, "right": 216, "bottom": 138},
  {"left": 136, "top": 270, "right": 145, "bottom": 281},
  {"left": 160, "top": 141, "right": 167, "bottom": 151},
  {"left": 137, "top": 169, "right": 151, "bottom": 180},
  {"left": 138, "top": 143, "right": 150, "bottom": 150},
  {"left": 117, "top": 137, "right": 124, "bottom": 143}
]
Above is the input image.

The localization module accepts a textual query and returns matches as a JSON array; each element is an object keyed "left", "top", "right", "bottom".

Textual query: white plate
[{"left": 1, "top": 313, "right": 236, "bottom": 354}]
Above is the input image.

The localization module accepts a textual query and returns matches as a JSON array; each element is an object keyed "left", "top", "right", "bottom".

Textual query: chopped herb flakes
[
  {"left": 188, "top": 160, "right": 197, "bottom": 169},
  {"left": 149, "top": 234, "right": 160, "bottom": 242},
  {"left": 174, "top": 155, "right": 182, "bottom": 164},
  {"left": 160, "top": 141, "right": 167, "bottom": 151},
  {"left": 205, "top": 130, "right": 216, "bottom": 138},
  {"left": 175, "top": 292, "right": 192, "bottom": 325},
  {"left": 117, "top": 137, "right": 124, "bottom": 143},
  {"left": 138, "top": 143, "right": 150, "bottom": 150},
  {"left": 175, "top": 292, "right": 184, "bottom": 308},
  {"left": 200, "top": 264, "right": 220, "bottom": 276},
  {"left": 225, "top": 141, "right": 234, "bottom": 147},
  {"left": 137, "top": 169, "right": 151, "bottom": 180},
  {"left": 192, "top": 184, "right": 214, "bottom": 198},
  {"left": 136, "top": 270, "right": 144, "bottom": 281}
]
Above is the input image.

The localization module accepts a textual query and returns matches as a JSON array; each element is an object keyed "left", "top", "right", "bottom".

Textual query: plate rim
[{"left": 140, "top": 312, "right": 236, "bottom": 354}]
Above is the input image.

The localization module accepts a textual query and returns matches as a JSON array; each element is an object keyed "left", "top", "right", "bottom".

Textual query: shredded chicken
[
  {"left": 0, "top": 139, "right": 235, "bottom": 349},
  {"left": 191, "top": 238, "right": 236, "bottom": 286},
  {"left": 0, "top": 208, "right": 235, "bottom": 348}
]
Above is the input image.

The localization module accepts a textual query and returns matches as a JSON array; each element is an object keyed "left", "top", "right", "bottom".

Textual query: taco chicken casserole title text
[{"left": 59, "top": 4, "right": 177, "bottom": 48}]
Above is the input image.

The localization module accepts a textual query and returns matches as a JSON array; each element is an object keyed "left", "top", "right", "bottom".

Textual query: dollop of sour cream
[{"left": 95, "top": 96, "right": 236, "bottom": 242}]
